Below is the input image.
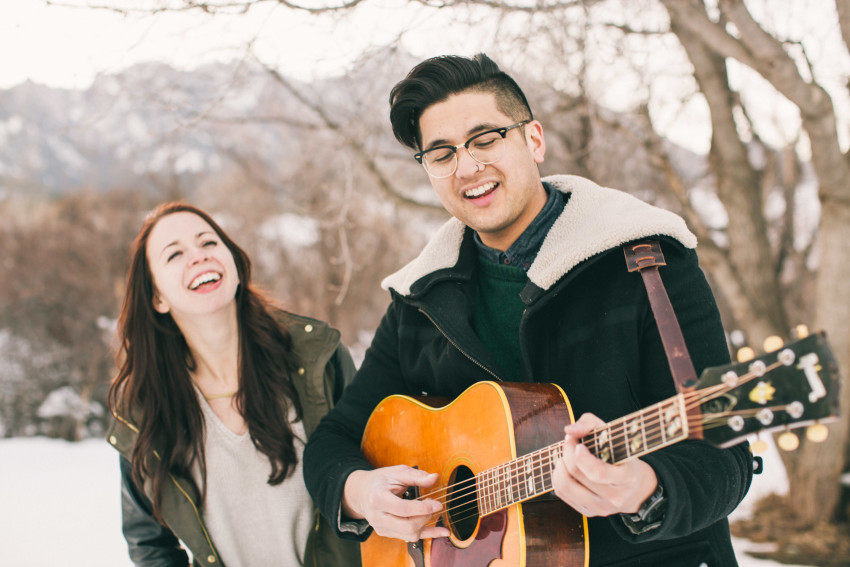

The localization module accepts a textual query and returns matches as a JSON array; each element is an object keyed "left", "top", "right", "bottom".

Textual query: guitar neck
[{"left": 476, "top": 394, "right": 689, "bottom": 516}]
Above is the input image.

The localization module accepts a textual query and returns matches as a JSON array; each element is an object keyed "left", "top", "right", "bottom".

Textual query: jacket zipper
[
  {"left": 112, "top": 412, "right": 220, "bottom": 565},
  {"left": 311, "top": 511, "right": 321, "bottom": 567},
  {"left": 418, "top": 308, "right": 502, "bottom": 382}
]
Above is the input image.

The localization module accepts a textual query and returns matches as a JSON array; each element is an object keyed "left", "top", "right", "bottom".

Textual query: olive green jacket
[{"left": 107, "top": 311, "right": 361, "bottom": 567}]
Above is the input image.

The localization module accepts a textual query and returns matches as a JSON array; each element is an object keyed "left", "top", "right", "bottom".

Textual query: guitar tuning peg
[
  {"left": 763, "top": 336, "right": 784, "bottom": 352},
  {"left": 737, "top": 347, "right": 755, "bottom": 363},
  {"left": 806, "top": 423, "right": 829, "bottom": 443},
  {"left": 794, "top": 324, "right": 809, "bottom": 339},
  {"left": 750, "top": 437, "right": 768, "bottom": 454},
  {"left": 777, "top": 431, "right": 800, "bottom": 451}
]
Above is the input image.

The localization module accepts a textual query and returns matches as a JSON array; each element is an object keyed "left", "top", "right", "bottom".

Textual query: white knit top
[{"left": 195, "top": 393, "right": 314, "bottom": 567}]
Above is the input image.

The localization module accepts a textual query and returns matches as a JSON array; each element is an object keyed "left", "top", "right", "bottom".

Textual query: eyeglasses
[{"left": 414, "top": 120, "right": 530, "bottom": 178}]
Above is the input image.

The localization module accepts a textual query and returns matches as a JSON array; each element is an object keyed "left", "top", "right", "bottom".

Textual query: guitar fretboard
[{"left": 477, "top": 394, "right": 689, "bottom": 516}]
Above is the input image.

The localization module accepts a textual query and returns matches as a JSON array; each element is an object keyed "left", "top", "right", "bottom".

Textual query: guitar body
[{"left": 360, "top": 381, "right": 589, "bottom": 567}]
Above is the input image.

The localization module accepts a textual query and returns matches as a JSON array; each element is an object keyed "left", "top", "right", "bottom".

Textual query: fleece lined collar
[{"left": 382, "top": 175, "right": 697, "bottom": 296}]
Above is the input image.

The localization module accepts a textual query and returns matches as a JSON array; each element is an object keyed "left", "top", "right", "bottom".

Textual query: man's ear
[
  {"left": 526, "top": 120, "right": 546, "bottom": 164},
  {"left": 152, "top": 292, "right": 170, "bottom": 314}
]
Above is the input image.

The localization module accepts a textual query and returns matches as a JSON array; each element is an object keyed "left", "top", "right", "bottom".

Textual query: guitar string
[
  {"left": 422, "top": 407, "right": 737, "bottom": 529},
  {"left": 420, "top": 394, "right": 692, "bottom": 508},
  {"left": 439, "top": 413, "right": 683, "bottom": 526},
  {"left": 438, "top": 406, "right": 752, "bottom": 528},
  {"left": 444, "top": 420, "right": 787, "bottom": 526},
  {"left": 601, "top": 359, "right": 787, "bottom": 458},
  {"left": 418, "top": 393, "right": 683, "bottom": 505},
  {"left": 445, "top": 382, "right": 784, "bottom": 527},
  {"left": 416, "top": 361, "right": 786, "bottom": 528},
  {"left": 422, "top": 410, "right": 727, "bottom": 529},
  {"left": 420, "top": 410, "right": 680, "bottom": 526},
  {"left": 421, "top": 396, "right": 708, "bottom": 517},
  {"left": 424, "top": 401, "right": 710, "bottom": 521}
]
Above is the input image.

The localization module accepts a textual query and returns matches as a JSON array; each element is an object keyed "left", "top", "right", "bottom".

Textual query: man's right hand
[{"left": 342, "top": 465, "right": 452, "bottom": 542}]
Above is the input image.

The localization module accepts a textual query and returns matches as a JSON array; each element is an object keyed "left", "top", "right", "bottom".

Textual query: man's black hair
[{"left": 389, "top": 53, "right": 533, "bottom": 150}]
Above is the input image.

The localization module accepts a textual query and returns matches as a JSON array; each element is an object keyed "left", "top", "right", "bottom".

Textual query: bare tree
[
  {"left": 450, "top": 0, "right": 850, "bottom": 528},
  {"left": 0, "top": 190, "right": 153, "bottom": 439},
  {"left": 656, "top": 0, "right": 850, "bottom": 527}
]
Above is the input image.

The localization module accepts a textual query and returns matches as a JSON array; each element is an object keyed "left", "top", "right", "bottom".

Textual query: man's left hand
[{"left": 551, "top": 413, "right": 658, "bottom": 517}]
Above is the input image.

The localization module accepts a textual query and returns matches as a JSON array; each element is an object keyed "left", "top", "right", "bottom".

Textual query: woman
[{"left": 106, "top": 202, "right": 361, "bottom": 567}]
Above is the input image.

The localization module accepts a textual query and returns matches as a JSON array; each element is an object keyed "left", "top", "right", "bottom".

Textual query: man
[{"left": 304, "top": 53, "right": 752, "bottom": 565}]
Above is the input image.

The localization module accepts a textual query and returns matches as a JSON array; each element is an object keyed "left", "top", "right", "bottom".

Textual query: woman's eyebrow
[
  {"left": 160, "top": 240, "right": 179, "bottom": 257},
  {"left": 160, "top": 231, "right": 216, "bottom": 257}
]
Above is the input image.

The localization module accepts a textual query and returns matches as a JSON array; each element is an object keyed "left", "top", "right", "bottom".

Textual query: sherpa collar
[{"left": 381, "top": 174, "right": 697, "bottom": 296}]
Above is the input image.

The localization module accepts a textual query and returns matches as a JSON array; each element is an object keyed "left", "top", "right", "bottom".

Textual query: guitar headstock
[{"left": 696, "top": 331, "right": 840, "bottom": 449}]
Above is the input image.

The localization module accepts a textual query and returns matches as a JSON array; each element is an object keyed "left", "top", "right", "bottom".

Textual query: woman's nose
[{"left": 188, "top": 246, "right": 209, "bottom": 265}]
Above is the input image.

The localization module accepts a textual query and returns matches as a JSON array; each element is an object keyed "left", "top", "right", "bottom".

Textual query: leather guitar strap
[{"left": 623, "top": 240, "right": 698, "bottom": 393}]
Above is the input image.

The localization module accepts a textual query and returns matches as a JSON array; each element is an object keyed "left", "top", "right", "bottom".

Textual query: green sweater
[{"left": 473, "top": 257, "right": 528, "bottom": 381}]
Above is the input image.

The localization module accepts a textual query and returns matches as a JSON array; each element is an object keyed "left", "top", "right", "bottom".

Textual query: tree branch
[
  {"left": 666, "top": 0, "right": 789, "bottom": 339},
  {"left": 838, "top": 0, "right": 850, "bottom": 56},
  {"left": 46, "top": 0, "right": 368, "bottom": 15},
  {"left": 253, "top": 52, "right": 442, "bottom": 210}
]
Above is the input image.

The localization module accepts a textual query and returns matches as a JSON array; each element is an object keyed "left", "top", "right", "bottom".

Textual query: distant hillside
[
  {"left": 0, "top": 52, "right": 412, "bottom": 199},
  {"left": 0, "top": 50, "right": 705, "bottom": 206}
]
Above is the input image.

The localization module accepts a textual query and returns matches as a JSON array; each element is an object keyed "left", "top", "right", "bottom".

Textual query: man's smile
[{"left": 464, "top": 181, "right": 498, "bottom": 199}]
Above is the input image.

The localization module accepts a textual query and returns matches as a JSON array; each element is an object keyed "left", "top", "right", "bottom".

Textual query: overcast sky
[
  {"left": 0, "top": 0, "right": 475, "bottom": 90},
  {"left": 3, "top": 0, "right": 847, "bottom": 157}
]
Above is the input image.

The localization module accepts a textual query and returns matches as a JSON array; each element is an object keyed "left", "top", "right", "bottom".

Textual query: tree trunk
[
  {"left": 793, "top": 191, "right": 850, "bottom": 522},
  {"left": 665, "top": 1, "right": 786, "bottom": 342},
  {"left": 660, "top": 0, "right": 850, "bottom": 525}
]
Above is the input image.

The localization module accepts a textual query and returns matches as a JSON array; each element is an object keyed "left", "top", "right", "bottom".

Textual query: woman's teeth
[{"left": 189, "top": 272, "right": 221, "bottom": 290}]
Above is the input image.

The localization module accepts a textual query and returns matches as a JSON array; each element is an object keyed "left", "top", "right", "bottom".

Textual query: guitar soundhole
[{"left": 446, "top": 464, "right": 479, "bottom": 541}]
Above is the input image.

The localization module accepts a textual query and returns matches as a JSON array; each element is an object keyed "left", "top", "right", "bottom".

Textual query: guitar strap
[{"left": 623, "top": 240, "right": 698, "bottom": 393}]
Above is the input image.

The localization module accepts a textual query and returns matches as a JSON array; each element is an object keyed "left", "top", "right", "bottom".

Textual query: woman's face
[{"left": 145, "top": 211, "right": 240, "bottom": 319}]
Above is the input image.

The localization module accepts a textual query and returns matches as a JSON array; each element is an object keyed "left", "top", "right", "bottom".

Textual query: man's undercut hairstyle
[{"left": 389, "top": 53, "right": 533, "bottom": 150}]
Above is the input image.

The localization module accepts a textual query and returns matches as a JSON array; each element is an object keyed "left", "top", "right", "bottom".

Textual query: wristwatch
[{"left": 619, "top": 481, "right": 667, "bottom": 535}]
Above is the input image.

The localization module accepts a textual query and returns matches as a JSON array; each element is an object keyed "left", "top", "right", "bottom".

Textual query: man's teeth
[
  {"left": 189, "top": 272, "right": 221, "bottom": 290},
  {"left": 465, "top": 182, "right": 496, "bottom": 198}
]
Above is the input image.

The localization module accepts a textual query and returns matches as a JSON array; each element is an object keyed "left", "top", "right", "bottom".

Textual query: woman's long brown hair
[{"left": 107, "top": 202, "right": 302, "bottom": 522}]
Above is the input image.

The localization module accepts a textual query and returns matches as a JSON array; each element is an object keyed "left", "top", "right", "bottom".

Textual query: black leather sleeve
[
  {"left": 330, "top": 342, "right": 358, "bottom": 403},
  {"left": 119, "top": 457, "right": 191, "bottom": 567}
]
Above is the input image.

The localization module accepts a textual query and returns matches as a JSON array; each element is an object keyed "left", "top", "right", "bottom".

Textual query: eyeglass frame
[{"left": 413, "top": 120, "right": 530, "bottom": 178}]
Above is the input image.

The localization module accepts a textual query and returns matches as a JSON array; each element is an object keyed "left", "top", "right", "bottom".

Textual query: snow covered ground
[{"left": 0, "top": 436, "right": 814, "bottom": 567}]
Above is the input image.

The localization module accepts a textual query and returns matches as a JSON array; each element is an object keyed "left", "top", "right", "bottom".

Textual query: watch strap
[{"left": 619, "top": 481, "right": 667, "bottom": 535}]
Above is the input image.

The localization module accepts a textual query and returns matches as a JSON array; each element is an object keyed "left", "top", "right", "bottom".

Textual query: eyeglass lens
[{"left": 422, "top": 131, "right": 506, "bottom": 178}]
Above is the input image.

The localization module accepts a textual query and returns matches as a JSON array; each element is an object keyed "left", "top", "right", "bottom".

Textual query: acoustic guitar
[{"left": 359, "top": 331, "right": 839, "bottom": 567}]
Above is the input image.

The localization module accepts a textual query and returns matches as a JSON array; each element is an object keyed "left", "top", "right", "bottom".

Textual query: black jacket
[{"left": 304, "top": 175, "right": 753, "bottom": 566}]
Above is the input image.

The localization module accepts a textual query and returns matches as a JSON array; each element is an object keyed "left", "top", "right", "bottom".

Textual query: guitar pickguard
[{"left": 430, "top": 510, "right": 507, "bottom": 567}]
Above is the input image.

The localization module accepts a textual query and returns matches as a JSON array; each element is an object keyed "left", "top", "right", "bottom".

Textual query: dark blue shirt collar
[{"left": 473, "top": 181, "right": 563, "bottom": 271}]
